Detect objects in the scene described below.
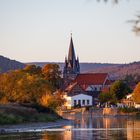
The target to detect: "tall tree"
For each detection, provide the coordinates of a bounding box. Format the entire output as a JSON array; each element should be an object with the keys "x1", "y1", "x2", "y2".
[
  {"x1": 42, "y1": 64, "x2": 62, "y2": 91},
  {"x1": 110, "y1": 80, "x2": 131, "y2": 100}
]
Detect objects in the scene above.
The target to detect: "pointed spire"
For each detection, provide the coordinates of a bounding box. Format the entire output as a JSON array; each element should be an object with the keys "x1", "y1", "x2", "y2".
[{"x1": 68, "y1": 34, "x2": 76, "y2": 62}]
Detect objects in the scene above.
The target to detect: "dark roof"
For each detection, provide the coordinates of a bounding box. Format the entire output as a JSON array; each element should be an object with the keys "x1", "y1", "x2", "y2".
[
  {"x1": 64, "y1": 82, "x2": 91, "y2": 97},
  {"x1": 68, "y1": 37, "x2": 76, "y2": 62},
  {"x1": 75, "y1": 73, "x2": 108, "y2": 85}
]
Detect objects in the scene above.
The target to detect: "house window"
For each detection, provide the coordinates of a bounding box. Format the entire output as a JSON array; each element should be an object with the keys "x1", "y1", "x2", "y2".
[
  {"x1": 95, "y1": 87, "x2": 97, "y2": 91},
  {"x1": 74, "y1": 100, "x2": 77, "y2": 106},
  {"x1": 78, "y1": 100, "x2": 81, "y2": 105},
  {"x1": 82, "y1": 100, "x2": 85, "y2": 105},
  {"x1": 87, "y1": 100, "x2": 90, "y2": 105}
]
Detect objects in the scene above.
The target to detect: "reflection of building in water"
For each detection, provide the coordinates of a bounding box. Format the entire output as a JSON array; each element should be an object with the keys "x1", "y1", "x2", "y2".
[
  {"x1": 62, "y1": 126, "x2": 72, "y2": 140},
  {"x1": 127, "y1": 120, "x2": 140, "y2": 140}
]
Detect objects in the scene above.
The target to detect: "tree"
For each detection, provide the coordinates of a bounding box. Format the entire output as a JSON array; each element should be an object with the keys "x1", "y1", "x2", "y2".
[
  {"x1": 0, "y1": 65, "x2": 64, "y2": 111},
  {"x1": 99, "y1": 92, "x2": 116, "y2": 105},
  {"x1": 38, "y1": 90, "x2": 65, "y2": 111},
  {"x1": 110, "y1": 80, "x2": 131, "y2": 100},
  {"x1": 42, "y1": 64, "x2": 62, "y2": 91},
  {"x1": 132, "y1": 82, "x2": 140, "y2": 103},
  {"x1": 23, "y1": 65, "x2": 42, "y2": 75}
]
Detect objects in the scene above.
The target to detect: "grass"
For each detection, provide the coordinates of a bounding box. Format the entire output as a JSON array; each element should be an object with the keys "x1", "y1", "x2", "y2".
[{"x1": 0, "y1": 104, "x2": 61, "y2": 125}]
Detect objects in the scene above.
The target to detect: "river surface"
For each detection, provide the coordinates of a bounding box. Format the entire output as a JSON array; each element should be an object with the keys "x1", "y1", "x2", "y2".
[{"x1": 1, "y1": 112, "x2": 140, "y2": 140}]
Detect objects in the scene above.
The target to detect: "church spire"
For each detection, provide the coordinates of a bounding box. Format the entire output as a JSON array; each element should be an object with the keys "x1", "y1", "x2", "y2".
[
  {"x1": 68, "y1": 34, "x2": 76, "y2": 62},
  {"x1": 63, "y1": 34, "x2": 80, "y2": 80}
]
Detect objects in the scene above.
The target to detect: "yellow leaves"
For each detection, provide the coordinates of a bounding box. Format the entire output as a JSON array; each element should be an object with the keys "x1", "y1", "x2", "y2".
[
  {"x1": 39, "y1": 94, "x2": 52, "y2": 107},
  {"x1": 132, "y1": 82, "x2": 140, "y2": 103},
  {"x1": 38, "y1": 91, "x2": 65, "y2": 111}
]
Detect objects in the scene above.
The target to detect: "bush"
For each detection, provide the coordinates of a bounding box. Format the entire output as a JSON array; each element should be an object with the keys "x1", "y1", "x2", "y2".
[{"x1": 118, "y1": 107, "x2": 138, "y2": 113}]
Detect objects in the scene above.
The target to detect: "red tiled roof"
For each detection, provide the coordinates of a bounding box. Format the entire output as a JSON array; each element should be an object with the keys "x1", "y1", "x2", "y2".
[{"x1": 75, "y1": 73, "x2": 108, "y2": 85}]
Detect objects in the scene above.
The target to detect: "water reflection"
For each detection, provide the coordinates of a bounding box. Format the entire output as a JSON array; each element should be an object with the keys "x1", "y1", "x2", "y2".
[{"x1": 0, "y1": 112, "x2": 140, "y2": 140}]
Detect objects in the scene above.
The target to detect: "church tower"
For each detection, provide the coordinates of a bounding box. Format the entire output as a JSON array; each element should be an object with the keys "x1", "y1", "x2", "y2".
[{"x1": 63, "y1": 35, "x2": 80, "y2": 81}]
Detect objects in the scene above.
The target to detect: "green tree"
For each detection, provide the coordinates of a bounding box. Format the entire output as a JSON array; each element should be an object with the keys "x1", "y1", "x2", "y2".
[
  {"x1": 132, "y1": 82, "x2": 140, "y2": 103},
  {"x1": 99, "y1": 92, "x2": 116, "y2": 105},
  {"x1": 110, "y1": 80, "x2": 131, "y2": 100}
]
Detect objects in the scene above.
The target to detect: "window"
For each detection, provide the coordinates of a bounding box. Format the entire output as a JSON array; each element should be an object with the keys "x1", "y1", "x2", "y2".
[
  {"x1": 82, "y1": 100, "x2": 85, "y2": 105},
  {"x1": 74, "y1": 100, "x2": 77, "y2": 106},
  {"x1": 78, "y1": 100, "x2": 81, "y2": 105},
  {"x1": 95, "y1": 87, "x2": 97, "y2": 91},
  {"x1": 87, "y1": 100, "x2": 90, "y2": 105}
]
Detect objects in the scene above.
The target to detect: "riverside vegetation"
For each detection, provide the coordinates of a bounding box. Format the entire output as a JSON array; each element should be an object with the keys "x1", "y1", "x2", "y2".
[{"x1": 0, "y1": 64, "x2": 64, "y2": 124}]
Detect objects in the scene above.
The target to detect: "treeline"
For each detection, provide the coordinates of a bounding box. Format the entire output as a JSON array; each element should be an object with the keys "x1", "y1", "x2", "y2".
[
  {"x1": 0, "y1": 64, "x2": 64, "y2": 111},
  {"x1": 0, "y1": 55, "x2": 25, "y2": 73},
  {"x1": 99, "y1": 80, "x2": 140, "y2": 105}
]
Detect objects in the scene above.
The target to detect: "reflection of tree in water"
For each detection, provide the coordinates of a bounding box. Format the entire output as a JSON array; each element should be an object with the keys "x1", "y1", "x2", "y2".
[{"x1": 41, "y1": 132, "x2": 63, "y2": 140}]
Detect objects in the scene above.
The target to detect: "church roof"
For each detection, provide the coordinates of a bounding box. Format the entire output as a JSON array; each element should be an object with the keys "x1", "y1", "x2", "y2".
[{"x1": 74, "y1": 73, "x2": 108, "y2": 85}]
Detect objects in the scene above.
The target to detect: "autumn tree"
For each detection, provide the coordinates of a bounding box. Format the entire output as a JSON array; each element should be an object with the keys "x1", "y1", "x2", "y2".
[
  {"x1": 23, "y1": 65, "x2": 42, "y2": 75},
  {"x1": 0, "y1": 64, "x2": 64, "y2": 111},
  {"x1": 110, "y1": 80, "x2": 131, "y2": 100},
  {"x1": 38, "y1": 90, "x2": 64, "y2": 111},
  {"x1": 132, "y1": 82, "x2": 140, "y2": 103},
  {"x1": 42, "y1": 64, "x2": 62, "y2": 91}
]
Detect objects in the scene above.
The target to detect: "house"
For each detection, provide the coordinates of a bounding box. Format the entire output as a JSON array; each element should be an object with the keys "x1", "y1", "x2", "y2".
[
  {"x1": 63, "y1": 83, "x2": 92, "y2": 109},
  {"x1": 74, "y1": 73, "x2": 112, "y2": 105},
  {"x1": 74, "y1": 73, "x2": 111, "y2": 92},
  {"x1": 121, "y1": 94, "x2": 140, "y2": 109}
]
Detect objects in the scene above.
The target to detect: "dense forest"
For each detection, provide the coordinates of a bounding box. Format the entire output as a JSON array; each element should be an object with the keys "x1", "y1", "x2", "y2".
[{"x1": 0, "y1": 64, "x2": 64, "y2": 111}]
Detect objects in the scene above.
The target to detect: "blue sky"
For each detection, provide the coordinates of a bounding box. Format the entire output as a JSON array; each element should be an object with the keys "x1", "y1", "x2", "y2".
[{"x1": 0, "y1": 0, "x2": 140, "y2": 63}]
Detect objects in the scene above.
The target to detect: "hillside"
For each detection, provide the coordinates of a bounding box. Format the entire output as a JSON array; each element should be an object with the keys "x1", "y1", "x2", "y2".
[
  {"x1": 89, "y1": 62, "x2": 140, "y2": 79},
  {"x1": 29, "y1": 62, "x2": 120, "y2": 73},
  {"x1": 29, "y1": 61, "x2": 140, "y2": 79},
  {"x1": 0, "y1": 55, "x2": 25, "y2": 73}
]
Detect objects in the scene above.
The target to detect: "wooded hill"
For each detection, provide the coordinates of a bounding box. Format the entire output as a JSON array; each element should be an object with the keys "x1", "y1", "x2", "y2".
[
  {"x1": 0, "y1": 55, "x2": 25, "y2": 73},
  {"x1": 30, "y1": 61, "x2": 140, "y2": 79},
  {"x1": 0, "y1": 55, "x2": 140, "y2": 80}
]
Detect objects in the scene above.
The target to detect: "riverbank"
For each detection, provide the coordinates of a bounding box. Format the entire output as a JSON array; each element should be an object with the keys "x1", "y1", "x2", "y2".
[
  {"x1": 0, "y1": 103, "x2": 62, "y2": 125},
  {"x1": 0, "y1": 119, "x2": 71, "y2": 134}
]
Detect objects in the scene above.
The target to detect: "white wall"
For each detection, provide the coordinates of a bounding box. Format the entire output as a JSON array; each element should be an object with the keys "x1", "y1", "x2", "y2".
[{"x1": 64, "y1": 94, "x2": 92, "y2": 108}]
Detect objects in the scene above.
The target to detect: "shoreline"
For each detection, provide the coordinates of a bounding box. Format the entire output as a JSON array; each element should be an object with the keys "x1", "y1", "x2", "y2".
[{"x1": 0, "y1": 119, "x2": 72, "y2": 134}]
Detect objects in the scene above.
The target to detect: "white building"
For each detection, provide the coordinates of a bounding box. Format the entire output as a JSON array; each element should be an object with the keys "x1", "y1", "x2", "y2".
[
  {"x1": 63, "y1": 83, "x2": 92, "y2": 109},
  {"x1": 64, "y1": 93, "x2": 92, "y2": 109}
]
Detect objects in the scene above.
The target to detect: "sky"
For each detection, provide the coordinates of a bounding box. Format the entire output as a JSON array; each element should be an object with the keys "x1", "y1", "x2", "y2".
[{"x1": 0, "y1": 0, "x2": 140, "y2": 63}]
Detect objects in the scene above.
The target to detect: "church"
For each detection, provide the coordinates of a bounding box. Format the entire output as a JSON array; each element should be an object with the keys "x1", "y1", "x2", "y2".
[
  {"x1": 63, "y1": 35, "x2": 112, "y2": 109},
  {"x1": 63, "y1": 35, "x2": 80, "y2": 81}
]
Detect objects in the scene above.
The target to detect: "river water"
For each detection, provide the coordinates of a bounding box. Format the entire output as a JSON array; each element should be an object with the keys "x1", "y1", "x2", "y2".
[{"x1": 1, "y1": 112, "x2": 140, "y2": 140}]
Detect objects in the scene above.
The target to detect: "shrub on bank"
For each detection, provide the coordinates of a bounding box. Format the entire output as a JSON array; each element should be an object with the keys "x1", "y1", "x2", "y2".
[{"x1": 118, "y1": 107, "x2": 139, "y2": 113}]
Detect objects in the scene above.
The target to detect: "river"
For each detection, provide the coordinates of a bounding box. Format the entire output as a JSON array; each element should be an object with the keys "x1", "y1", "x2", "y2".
[{"x1": 0, "y1": 112, "x2": 140, "y2": 140}]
